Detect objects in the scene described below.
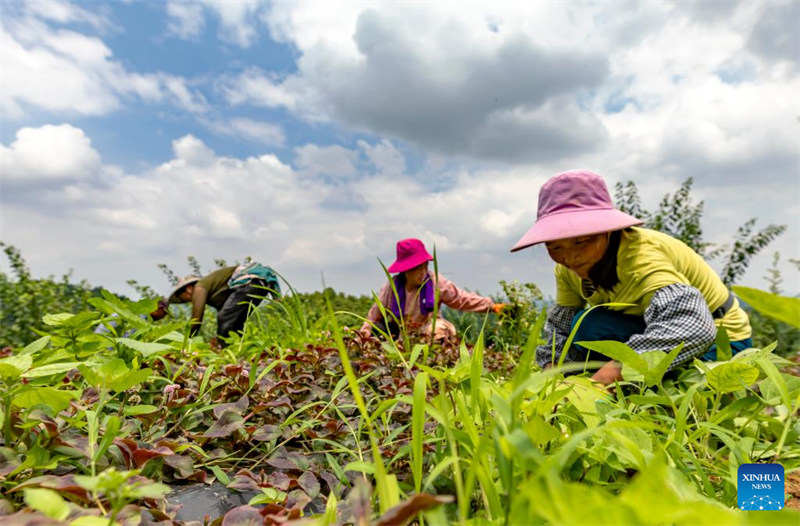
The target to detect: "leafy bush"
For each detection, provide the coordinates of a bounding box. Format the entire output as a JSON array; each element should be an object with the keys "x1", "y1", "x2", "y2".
[
  {"x1": 0, "y1": 242, "x2": 98, "y2": 348},
  {"x1": 615, "y1": 178, "x2": 786, "y2": 285}
]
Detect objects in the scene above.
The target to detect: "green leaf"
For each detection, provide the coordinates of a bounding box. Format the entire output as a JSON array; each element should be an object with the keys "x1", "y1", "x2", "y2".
[
  {"x1": 714, "y1": 326, "x2": 732, "y2": 361},
  {"x1": 116, "y1": 338, "x2": 173, "y2": 357},
  {"x1": 755, "y1": 357, "x2": 794, "y2": 409},
  {"x1": 643, "y1": 343, "x2": 684, "y2": 387},
  {"x1": 524, "y1": 415, "x2": 561, "y2": 446},
  {"x1": 123, "y1": 405, "x2": 159, "y2": 416},
  {"x1": 577, "y1": 341, "x2": 649, "y2": 374},
  {"x1": 706, "y1": 362, "x2": 759, "y2": 393},
  {"x1": 94, "y1": 415, "x2": 121, "y2": 464},
  {"x1": 248, "y1": 487, "x2": 287, "y2": 506},
  {"x1": 344, "y1": 461, "x2": 376, "y2": 474},
  {"x1": 733, "y1": 286, "x2": 800, "y2": 328},
  {"x1": 127, "y1": 481, "x2": 171, "y2": 499},
  {"x1": 24, "y1": 362, "x2": 81, "y2": 378},
  {"x1": 42, "y1": 313, "x2": 75, "y2": 326},
  {"x1": 108, "y1": 368, "x2": 152, "y2": 393},
  {"x1": 209, "y1": 465, "x2": 230, "y2": 485},
  {"x1": 12, "y1": 387, "x2": 78, "y2": 413},
  {"x1": 759, "y1": 374, "x2": 800, "y2": 407},
  {"x1": 23, "y1": 488, "x2": 70, "y2": 520},
  {"x1": 0, "y1": 354, "x2": 32, "y2": 381},
  {"x1": 70, "y1": 517, "x2": 114, "y2": 526},
  {"x1": 20, "y1": 336, "x2": 51, "y2": 356}
]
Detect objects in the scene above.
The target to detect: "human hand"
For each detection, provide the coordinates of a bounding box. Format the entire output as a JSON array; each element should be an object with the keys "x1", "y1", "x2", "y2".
[{"x1": 591, "y1": 361, "x2": 623, "y2": 386}]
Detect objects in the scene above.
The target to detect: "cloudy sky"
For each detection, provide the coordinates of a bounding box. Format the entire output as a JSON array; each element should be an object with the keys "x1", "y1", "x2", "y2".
[{"x1": 1, "y1": 0, "x2": 798, "y2": 301}]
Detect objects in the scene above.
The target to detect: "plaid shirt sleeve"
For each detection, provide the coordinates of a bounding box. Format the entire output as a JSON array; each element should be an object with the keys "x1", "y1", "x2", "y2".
[
  {"x1": 535, "y1": 304, "x2": 583, "y2": 368},
  {"x1": 627, "y1": 283, "x2": 716, "y2": 370}
]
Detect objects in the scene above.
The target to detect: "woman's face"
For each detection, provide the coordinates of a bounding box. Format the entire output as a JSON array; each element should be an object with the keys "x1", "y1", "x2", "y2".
[
  {"x1": 545, "y1": 233, "x2": 610, "y2": 279},
  {"x1": 403, "y1": 262, "x2": 430, "y2": 289}
]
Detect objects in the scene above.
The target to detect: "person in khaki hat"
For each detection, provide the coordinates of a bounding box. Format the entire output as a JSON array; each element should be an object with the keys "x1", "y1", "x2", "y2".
[
  {"x1": 169, "y1": 262, "x2": 280, "y2": 348},
  {"x1": 359, "y1": 238, "x2": 505, "y2": 343},
  {"x1": 511, "y1": 170, "x2": 752, "y2": 385}
]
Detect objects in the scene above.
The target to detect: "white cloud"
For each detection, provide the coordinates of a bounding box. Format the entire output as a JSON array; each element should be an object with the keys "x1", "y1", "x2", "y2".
[
  {"x1": 1, "y1": 124, "x2": 102, "y2": 184},
  {"x1": 165, "y1": 0, "x2": 268, "y2": 47},
  {"x1": 224, "y1": 117, "x2": 286, "y2": 146},
  {"x1": 166, "y1": 1, "x2": 205, "y2": 39},
  {"x1": 2, "y1": 126, "x2": 797, "y2": 299},
  {"x1": 1, "y1": 15, "x2": 208, "y2": 119},
  {"x1": 226, "y1": 3, "x2": 612, "y2": 163},
  {"x1": 2, "y1": 2, "x2": 798, "y2": 300},
  {"x1": 23, "y1": 0, "x2": 111, "y2": 31},
  {"x1": 294, "y1": 144, "x2": 358, "y2": 178},
  {"x1": 358, "y1": 140, "x2": 405, "y2": 176},
  {"x1": 171, "y1": 135, "x2": 216, "y2": 167}
]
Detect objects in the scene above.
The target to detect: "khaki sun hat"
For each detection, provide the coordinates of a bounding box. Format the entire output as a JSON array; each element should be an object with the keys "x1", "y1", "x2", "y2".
[{"x1": 168, "y1": 275, "x2": 200, "y2": 304}]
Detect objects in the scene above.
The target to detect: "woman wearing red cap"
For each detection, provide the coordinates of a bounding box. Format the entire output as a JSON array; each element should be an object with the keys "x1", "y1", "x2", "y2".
[
  {"x1": 360, "y1": 238, "x2": 504, "y2": 343},
  {"x1": 511, "y1": 170, "x2": 752, "y2": 385}
]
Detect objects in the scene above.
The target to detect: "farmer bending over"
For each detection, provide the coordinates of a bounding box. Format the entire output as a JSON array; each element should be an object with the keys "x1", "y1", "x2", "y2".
[
  {"x1": 510, "y1": 170, "x2": 752, "y2": 385},
  {"x1": 169, "y1": 261, "x2": 281, "y2": 348},
  {"x1": 359, "y1": 238, "x2": 505, "y2": 343}
]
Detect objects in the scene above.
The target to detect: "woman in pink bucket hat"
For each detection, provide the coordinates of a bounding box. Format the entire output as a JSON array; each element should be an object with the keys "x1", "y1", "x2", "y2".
[
  {"x1": 512, "y1": 170, "x2": 752, "y2": 385},
  {"x1": 359, "y1": 238, "x2": 505, "y2": 343}
]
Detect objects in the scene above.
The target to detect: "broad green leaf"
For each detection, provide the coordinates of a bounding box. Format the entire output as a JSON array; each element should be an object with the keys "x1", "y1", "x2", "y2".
[
  {"x1": 755, "y1": 356, "x2": 793, "y2": 409},
  {"x1": 706, "y1": 362, "x2": 759, "y2": 393},
  {"x1": 644, "y1": 343, "x2": 685, "y2": 387},
  {"x1": 733, "y1": 286, "x2": 800, "y2": 328},
  {"x1": 23, "y1": 488, "x2": 70, "y2": 520},
  {"x1": 42, "y1": 313, "x2": 75, "y2": 326},
  {"x1": 759, "y1": 374, "x2": 800, "y2": 407},
  {"x1": 127, "y1": 481, "x2": 171, "y2": 499},
  {"x1": 12, "y1": 387, "x2": 78, "y2": 413},
  {"x1": 107, "y1": 368, "x2": 152, "y2": 393},
  {"x1": 249, "y1": 487, "x2": 288, "y2": 505},
  {"x1": 524, "y1": 415, "x2": 561, "y2": 446},
  {"x1": 78, "y1": 365, "x2": 103, "y2": 388},
  {"x1": 99, "y1": 358, "x2": 129, "y2": 379},
  {"x1": 123, "y1": 405, "x2": 159, "y2": 416},
  {"x1": 563, "y1": 377, "x2": 609, "y2": 428},
  {"x1": 732, "y1": 285, "x2": 800, "y2": 329},
  {"x1": 20, "y1": 336, "x2": 50, "y2": 356},
  {"x1": 0, "y1": 354, "x2": 32, "y2": 381},
  {"x1": 24, "y1": 362, "x2": 81, "y2": 378},
  {"x1": 116, "y1": 338, "x2": 173, "y2": 357},
  {"x1": 577, "y1": 341, "x2": 649, "y2": 374}
]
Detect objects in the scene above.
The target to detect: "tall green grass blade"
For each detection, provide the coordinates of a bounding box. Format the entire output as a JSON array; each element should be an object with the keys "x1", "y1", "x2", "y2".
[
  {"x1": 412, "y1": 371, "x2": 428, "y2": 494},
  {"x1": 470, "y1": 330, "x2": 485, "y2": 412},
  {"x1": 325, "y1": 295, "x2": 397, "y2": 513}
]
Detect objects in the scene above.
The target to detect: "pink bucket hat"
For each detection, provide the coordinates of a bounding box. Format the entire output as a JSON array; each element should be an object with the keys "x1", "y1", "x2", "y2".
[
  {"x1": 388, "y1": 238, "x2": 434, "y2": 273},
  {"x1": 511, "y1": 170, "x2": 643, "y2": 252}
]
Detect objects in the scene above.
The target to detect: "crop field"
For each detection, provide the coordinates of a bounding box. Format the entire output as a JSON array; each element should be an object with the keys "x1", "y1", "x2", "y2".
[{"x1": 1, "y1": 278, "x2": 799, "y2": 526}]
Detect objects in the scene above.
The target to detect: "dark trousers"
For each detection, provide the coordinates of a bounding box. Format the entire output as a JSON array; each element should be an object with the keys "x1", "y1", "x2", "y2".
[
  {"x1": 217, "y1": 280, "x2": 268, "y2": 338},
  {"x1": 569, "y1": 307, "x2": 752, "y2": 362}
]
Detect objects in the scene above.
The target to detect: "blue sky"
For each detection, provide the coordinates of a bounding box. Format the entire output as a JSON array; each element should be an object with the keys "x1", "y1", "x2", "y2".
[{"x1": 1, "y1": 0, "x2": 798, "y2": 300}]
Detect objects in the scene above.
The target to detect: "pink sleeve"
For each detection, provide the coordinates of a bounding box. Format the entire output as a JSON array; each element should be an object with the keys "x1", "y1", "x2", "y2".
[
  {"x1": 360, "y1": 281, "x2": 393, "y2": 332},
  {"x1": 436, "y1": 275, "x2": 494, "y2": 313}
]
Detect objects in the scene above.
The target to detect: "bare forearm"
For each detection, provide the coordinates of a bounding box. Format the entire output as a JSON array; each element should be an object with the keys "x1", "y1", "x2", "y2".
[{"x1": 190, "y1": 287, "x2": 208, "y2": 335}]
